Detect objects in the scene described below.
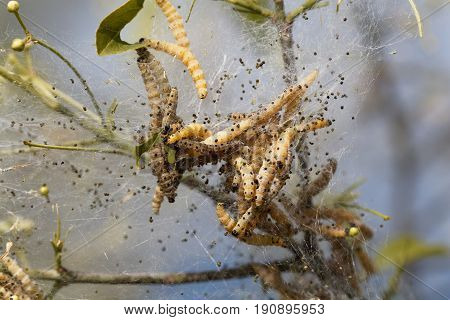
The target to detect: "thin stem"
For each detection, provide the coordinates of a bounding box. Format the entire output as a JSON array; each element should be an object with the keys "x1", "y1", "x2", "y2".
[
  {"x1": 13, "y1": 12, "x2": 30, "y2": 36},
  {"x1": 30, "y1": 258, "x2": 297, "y2": 285},
  {"x1": 0, "y1": 65, "x2": 134, "y2": 156},
  {"x1": 33, "y1": 39, "x2": 104, "y2": 122},
  {"x1": 286, "y1": 0, "x2": 326, "y2": 23},
  {"x1": 273, "y1": 0, "x2": 297, "y2": 84},
  {"x1": 23, "y1": 141, "x2": 127, "y2": 155},
  {"x1": 186, "y1": 0, "x2": 197, "y2": 23},
  {"x1": 344, "y1": 204, "x2": 391, "y2": 221},
  {"x1": 224, "y1": 0, "x2": 275, "y2": 18}
]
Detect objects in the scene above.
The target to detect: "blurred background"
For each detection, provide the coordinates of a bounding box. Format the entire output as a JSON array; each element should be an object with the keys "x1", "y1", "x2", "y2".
[{"x1": 0, "y1": 0, "x2": 449, "y2": 299}]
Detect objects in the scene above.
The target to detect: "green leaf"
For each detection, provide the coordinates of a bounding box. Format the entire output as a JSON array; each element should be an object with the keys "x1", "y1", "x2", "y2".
[
  {"x1": 376, "y1": 235, "x2": 448, "y2": 270},
  {"x1": 134, "y1": 132, "x2": 161, "y2": 166},
  {"x1": 165, "y1": 146, "x2": 176, "y2": 164},
  {"x1": 96, "y1": 0, "x2": 147, "y2": 56}
]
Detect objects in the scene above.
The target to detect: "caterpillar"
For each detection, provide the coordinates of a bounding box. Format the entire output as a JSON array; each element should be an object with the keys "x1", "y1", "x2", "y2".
[
  {"x1": 1, "y1": 245, "x2": 43, "y2": 299},
  {"x1": 295, "y1": 118, "x2": 331, "y2": 134},
  {"x1": 299, "y1": 158, "x2": 337, "y2": 207},
  {"x1": 267, "y1": 204, "x2": 295, "y2": 236},
  {"x1": 355, "y1": 245, "x2": 375, "y2": 275},
  {"x1": 136, "y1": 48, "x2": 171, "y2": 129},
  {"x1": 255, "y1": 140, "x2": 278, "y2": 206},
  {"x1": 167, "y1": 123, "x2": 212, "y2": 144},
  {"x1": 155, "y1": 0, "x2": 190, "y2": 48},
  {"x1": 158, "y1": 167, "x2": 181, "y2": 203},
  {"x1": 152, "y1": 185, "x2": 164, "y2": 214},
  {"x1": 315, "y1": 225, "x2": 359, "y2": 238},
  {"x1": 233, "y1": 157, "x2": 256, "y2": 200},
  {"x1": 231, "y1": 171, "x2": 241, "y2": 193},
  {"x1": 282, "y1": 90, "x2": 302, "y2": 123},
  {"x1": 231, "y1": 206, "x2": 257, "y2": 238},
  {"x1": 175, "y1": 153, "x2": 220, "y2": 172},
  {"x1": 0, "y1": 272, "x2": 31, "y2": 300},
  {"x1": 143, "y1": 39, "x2": 207, "y2": 99},
  {"x1": 216, "y1": 203, "x2": 237, "y2": 232},
  {"x1": 148, "y1": 144, "x2": 165, "y2": 176},
  {"x1": 162, "y1": 87, "x2": 180, "y2": 128},
  {"x1": 315, "y1": 207, "x2": 374, "y2": 239},
  {"x1": 267, "y1": 151, "x2": 293, "y2": 202},
  {"x1": 202, "y1": 71, "x2": 317, "y2": 145},
  {"x1": 243, "y1": 233, "x2": 285, "y2": 247},
  {"x1": 176, "y1": 139, "x2": 242, "y2": 158},
  {"x1": 215, "y1": 204, "x2": 285, "y2": 247},
  {"x1": 274, "y1": 128, "x2": 295, "y2": 169}
]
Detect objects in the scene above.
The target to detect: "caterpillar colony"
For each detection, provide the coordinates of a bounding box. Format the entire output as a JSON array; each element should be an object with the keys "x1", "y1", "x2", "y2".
[{"x1": 101, "y1": 0, "x2": 377, "y2": 278}]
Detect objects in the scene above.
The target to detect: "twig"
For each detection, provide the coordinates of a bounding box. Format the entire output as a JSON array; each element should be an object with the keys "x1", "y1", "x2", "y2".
[
  {"x1": 286, "y1": 0, "x2": 327, "y2": 23},
  {"x1": 29, "y1": 258, "x2": 297, "y2": 285},
  {"x1": 23, "y1": 141, "x2": 128, "y2": 156},
  {"x1": 223, "y1": 0, "x2": 275, "y2": 17},
  {"x1": 33, "y1": 39, "x2": 104, "y2": 122}
]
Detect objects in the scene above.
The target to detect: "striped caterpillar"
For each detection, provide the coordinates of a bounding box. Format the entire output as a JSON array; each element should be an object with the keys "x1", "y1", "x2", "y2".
[
  {"x1": 158, "y1": 167, "x2": 181, "y2": 203},
  {"x1": 1, "y1": 243, "x2": 43, "y2": 299},
  {"x1": 176, "y1": 139, "x2": 242, "y2": 158},
  {"x1": 298, "y1": 158, "x2": 337, "y2": 208},
  {"x1": 143, "y1": 39, "x2": 207, "y2": 99},
  {"x1": 148, "y1": 144, "x2": 165, "y2": 176},
  {"x1": 267, "y1": 150, "x2": 293, "y2": 202},
  {"x1": 202, "y1": 70, "x2": 318, "y2": 145},
  {"x1": 216, "y1": 204, "x2": 285, "y2": 247},
  {"x1": 233, "y1": 157, "x2": 256, "y2": 201},
  {"x1": 136, "y1": 48, "x2": 171, "y2": 129},
  {"x1": 167, "y1": 123, "x2": 212, "y2": 144},
  {"x1": 162, "y1": 87, "x2": 181, "y2": 128},
  {"x1": 255, "y1": 139, "x2": 278, "y2": 206},
  {"x1": 155, "y1": 0, "x2": 190, "y2": 48},
  {"x1": 152, "y1": 185, "x2": 164, "y2": 214}
]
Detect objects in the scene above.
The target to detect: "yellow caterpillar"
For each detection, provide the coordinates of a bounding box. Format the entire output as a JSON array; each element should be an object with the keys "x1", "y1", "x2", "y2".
[
  {"x1": 233, "y1": 157, "x2": 256, "y2": 200},
  {"x1": 295, "y1": 118, "x2": 331, "y2": 134},
  {"x1": 231, "y1": 206, "x2": 257, "y2": 238},
  {"x1": 316, "y1": 225, "x2": 359, "y2": 238},
  {"x1": 216, "y1": 204, "x2": 285, "y2": 247},
  {"x1": 267, "y1": 151, "x2": 292, "y2": 202},
  {"x1": 274, "y1": 128, "x2": 295, "y2": 168},
  {"x1": 136, "y1": 48, "x2": 171, "y2": 129},
  {"x1": 202, "y1": 70, "x2": 318, "y2": 145},
  {"x1": 167, "y1": 123, "x2": 212, "y2": 144},
  {"x1": 255, "y1": 140, "x2": 278, "y2": 206},
  {"x1": 143, "y1": 39, "x2": 207, "y2": 99},
  {"x1": 216, "y1": 203, "x2": 237, "y2": 232},
  {"x1": 155, "y1": 0, "x2": 190, "y2": 48},
  {"x1": 152, "y1": 185, "x2": 164, "y2": 214}
]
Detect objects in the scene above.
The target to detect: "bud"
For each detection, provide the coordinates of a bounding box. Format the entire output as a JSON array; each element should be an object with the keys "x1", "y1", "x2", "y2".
[
  {"x1": 348, "y1": 227, "x2": 359, "y2": 237},
  {"x1": 11, "y1": 38, "x2": 25, "y2": 52},
  {"x1": 39, "y1": 184, "x2": 49, "y2": 197},
  {"x1": 7, "y1": 1, "x2": 20, "y2": 13}
]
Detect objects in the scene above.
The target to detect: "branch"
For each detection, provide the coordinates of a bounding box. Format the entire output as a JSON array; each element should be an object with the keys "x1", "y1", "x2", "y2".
[
  {"x1": 286, "y1": 0, "x2": 328, "y2": 23},
  {"x1": 223, "y1": 0, "x2": 275, "y2": 18},
  {"x1": 30, "y1": 258, "x2": 297, "y2": 285}
]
